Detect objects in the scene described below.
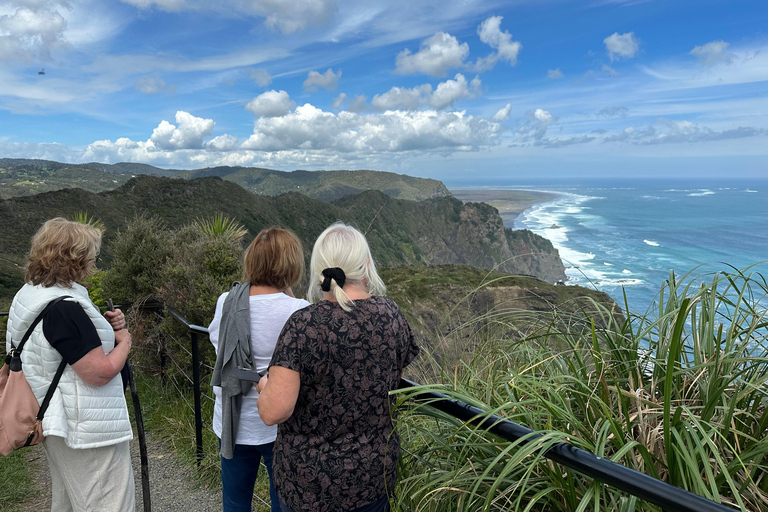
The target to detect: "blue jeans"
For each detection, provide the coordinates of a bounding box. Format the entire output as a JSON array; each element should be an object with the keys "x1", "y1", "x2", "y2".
[{"x1": 220, "y1": 440, "x2": 280, "y2": 512}]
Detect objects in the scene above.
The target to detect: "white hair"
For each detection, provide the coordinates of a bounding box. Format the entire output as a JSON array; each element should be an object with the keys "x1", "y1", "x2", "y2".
[{"x1": 307, "y1": 222, "x2": 386, "y2": 310}]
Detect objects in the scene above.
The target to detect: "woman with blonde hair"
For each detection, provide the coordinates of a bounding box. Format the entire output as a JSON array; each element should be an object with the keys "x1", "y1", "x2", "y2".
[
  {"x1": 5, "y1": 217, "x2": 134, "y2": 511},
  {"x1": 256, "y1": 222, "x2": 419, "y2": 512},
  {"x1": 209, "y1": 227, "x2": 309, "y2": 512}
]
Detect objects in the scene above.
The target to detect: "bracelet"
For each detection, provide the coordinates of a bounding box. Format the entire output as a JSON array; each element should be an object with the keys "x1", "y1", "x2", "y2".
[{"x1": 114, "y1": 327, "x2": 124, "y2": 331}]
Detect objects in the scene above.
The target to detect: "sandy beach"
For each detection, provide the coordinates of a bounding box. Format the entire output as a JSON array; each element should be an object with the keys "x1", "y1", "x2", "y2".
[{"x1": 451, "y1": 189, "x2": 559, "y2": 227}]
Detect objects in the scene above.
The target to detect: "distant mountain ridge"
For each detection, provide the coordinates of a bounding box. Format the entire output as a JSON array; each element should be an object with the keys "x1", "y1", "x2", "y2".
[
  {"x1": 0, "y1": 158, "x2": 450, "y2": 202},
  {"x1": 175, "y1": 166, "x2": 451, "y2": 201},
  {"x1": 0, "y1": 175, "x2": 565, "y2": 297}
]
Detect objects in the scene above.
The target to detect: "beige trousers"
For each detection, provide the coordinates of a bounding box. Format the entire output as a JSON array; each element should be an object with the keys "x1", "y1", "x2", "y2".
[{"x1": 43, "y1": 436, "x2": 135, "y2": 512}]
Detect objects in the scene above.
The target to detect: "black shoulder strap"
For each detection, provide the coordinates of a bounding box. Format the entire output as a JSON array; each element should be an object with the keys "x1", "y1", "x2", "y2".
[
  {"x1": 11, "y1": 295, "x2": 72, "y2": 354},
  {"x1": 13, "y1": 296, "x2": 73, "y2": 447}
]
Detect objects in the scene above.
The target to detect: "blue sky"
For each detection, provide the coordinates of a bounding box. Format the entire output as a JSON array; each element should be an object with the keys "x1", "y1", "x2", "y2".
[{"x1": 1, "y1": 0, "x2": 766, "y2": 181}]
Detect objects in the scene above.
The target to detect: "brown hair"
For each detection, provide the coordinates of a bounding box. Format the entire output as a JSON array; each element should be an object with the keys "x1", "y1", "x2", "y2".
[
  {"x1": 25, "y1": 217, "x2": 104, "y2": 287},
  {"x1": 243, "y1": 228, "x2": 304, "y2": 290}
]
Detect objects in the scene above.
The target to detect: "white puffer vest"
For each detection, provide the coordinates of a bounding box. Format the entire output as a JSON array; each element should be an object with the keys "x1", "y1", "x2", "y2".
[{"x1": 5, "y1": 283, "x2": 133, "y2": 449}]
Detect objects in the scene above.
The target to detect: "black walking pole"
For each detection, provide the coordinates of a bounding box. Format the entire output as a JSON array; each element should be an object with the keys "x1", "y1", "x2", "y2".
[{"x1": 108, "y1": 299, "x2": 152, "y2": 512}]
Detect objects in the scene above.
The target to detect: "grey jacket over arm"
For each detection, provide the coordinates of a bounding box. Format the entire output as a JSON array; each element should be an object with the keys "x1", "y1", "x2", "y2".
[{"x1": 210, "y1": 282, "x2": 254, "y2": 459}]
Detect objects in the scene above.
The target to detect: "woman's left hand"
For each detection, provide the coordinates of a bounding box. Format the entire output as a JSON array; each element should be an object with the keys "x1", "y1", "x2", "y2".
[{"x1": 104, "y1": 308, "x2": 126, "y2": 331}]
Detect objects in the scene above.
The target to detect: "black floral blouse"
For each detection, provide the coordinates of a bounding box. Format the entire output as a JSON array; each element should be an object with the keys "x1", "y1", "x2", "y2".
[{"x1": 270, "y1": 296, "x2": 419, "y2": 512}]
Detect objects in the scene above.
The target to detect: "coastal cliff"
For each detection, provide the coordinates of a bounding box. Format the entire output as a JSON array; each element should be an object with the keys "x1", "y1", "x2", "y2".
[{"x1": 0, "y1": 176, "x2": 565, "y2": 297}]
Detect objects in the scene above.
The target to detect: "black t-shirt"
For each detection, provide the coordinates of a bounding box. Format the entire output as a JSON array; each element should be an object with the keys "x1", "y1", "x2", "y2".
[{"x1": 43, "y1": 300, "x2": 103, "y2": 365}]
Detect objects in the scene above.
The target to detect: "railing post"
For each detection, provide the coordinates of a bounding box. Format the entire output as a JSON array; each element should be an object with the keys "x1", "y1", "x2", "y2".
[{"x1": 190, "y1": 331, "x2": 203, "y2": 466}]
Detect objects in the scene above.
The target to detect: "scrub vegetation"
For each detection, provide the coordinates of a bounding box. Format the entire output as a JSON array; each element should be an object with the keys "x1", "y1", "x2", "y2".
[{"x1": 1, "y1": 215, "x2": 766, "y2": 511}]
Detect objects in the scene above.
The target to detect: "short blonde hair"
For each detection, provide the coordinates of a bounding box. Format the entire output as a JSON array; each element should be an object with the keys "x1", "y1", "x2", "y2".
[
  {"x1": 307, "y1": 222, "x2": 386, "y2": 311},
  {"x1": 243, "y1": 228, "x2": 304, "y2": 290},
  {"x1": 25, "y1": 217, "x2": 103, "y2": 287}
]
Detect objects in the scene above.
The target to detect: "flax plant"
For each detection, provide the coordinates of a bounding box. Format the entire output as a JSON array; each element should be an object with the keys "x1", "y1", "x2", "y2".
[{"x1": 394, "y1": 268, "x2": 768, "y2": 512}]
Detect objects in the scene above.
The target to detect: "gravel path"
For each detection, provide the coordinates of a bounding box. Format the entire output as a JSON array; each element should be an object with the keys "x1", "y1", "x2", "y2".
[{"x1": 16, "y1": 433, "x2": 223, "y2": 512}]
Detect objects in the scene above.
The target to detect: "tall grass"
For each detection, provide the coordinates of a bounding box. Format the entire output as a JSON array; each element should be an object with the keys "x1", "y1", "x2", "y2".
[{"x1": 394, "y1": 269, "x2": 768, "y2": 511}]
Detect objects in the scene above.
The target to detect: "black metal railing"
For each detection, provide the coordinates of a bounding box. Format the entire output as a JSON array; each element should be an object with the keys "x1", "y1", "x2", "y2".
[{"x1": 166, "y1": 309, "x2": 738, "y2": 512}]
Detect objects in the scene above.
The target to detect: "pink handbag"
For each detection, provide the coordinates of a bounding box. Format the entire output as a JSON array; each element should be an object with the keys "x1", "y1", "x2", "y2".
[{"x1": 0, "y1": 297, "x2": 69, "y2": 456}]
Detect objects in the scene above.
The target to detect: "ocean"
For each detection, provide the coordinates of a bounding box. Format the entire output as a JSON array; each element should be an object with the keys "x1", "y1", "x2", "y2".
[{"x1": 456, "y1": 179, "x2": 767, "y2": 314}]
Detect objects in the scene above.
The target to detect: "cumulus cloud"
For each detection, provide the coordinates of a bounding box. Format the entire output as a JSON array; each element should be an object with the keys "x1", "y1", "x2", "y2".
[
  {"x1": 430, "y1": 74, "x2": 481, "y2": 109},
  {"x1": 477, "y1": 16, "x2": 521, "y2": 67},
  {"x1": 395, "y1": 32, "x2": 469, "y2": 76},
  {"x1": 241, "y1": 104, "x2": 504, "y2": 153},
  {"x1": 371, "y1": 85, "x2": 430, "y2": 111},
  {"x1": 303, "y1": 68, "x2": 341, "y2": 91},
  {"x1": 120, "y1": 0, "x2": 337, "y2": 34},
  {"x1": 205, "y1": 134, "x2": 239, "y2": 151},
  {"x1": 245, "y1": 90, "x2": 295, "y2": 117},
  {"x1": 149, "y1": 111, "x2": 215, "y2": 149},
  {"x1": 0, "y1": 2, "x2": 70, "y2": 62},
  {"x1": 547, "y1": 68, "x2": 563, "y2": 79},
  {"x1": 690, "y1": 40, "x2": 732, "y2": 66},
  {"x1": 347, "y1": 95, "x2": 368, "y2": 113},
  {"x1": 134, "y1": 77, "x2": 175, "y2": 94},
  {"x1": 604, "y1": 32, "x2": 639, "y2": 61},
  {"x1": 370, "y1": 74, "x2": 480, "y2": 112},
  {"x1": 250, "y1": 68, "x2": 272, "y2": 87}
]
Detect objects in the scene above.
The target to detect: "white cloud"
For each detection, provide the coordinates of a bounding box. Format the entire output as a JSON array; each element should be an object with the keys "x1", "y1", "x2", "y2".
[
  {"x1": 477, "y1": 16, "x2": 521, "y2": 66},
  {"x1": 205, "y1": 134, "x2": 239, "y2": 151},
  {"x1": 597, "y1": 106, "x2": 628, "y2": 117},
  {"x1": 120, "y1": 0, "x2": 337, "y2": 34},
  {"x1": 604, "y1": 119, "x2": 764, "y2": 145},
  {"x1": 371, "y1": 85, "x2": 429, "y2": 111},
  {"x1": 547, "y1": 68, "x2": 563, "y2": 79},
  {"x1": 331, "y1": 93, "x2": 347, "y2": 110},
  {"x1": 492, "y1": 103, "x2": 511, "y2": 122},
  {"x1": 604, "y1": 32, "x2": 639, "y2": 61},
  {"x1": 134, "y1": 77, "x2": 175, "y2": 94},
  {"x1": 0, "y1": 3, "x2": 70, "y2": 62},
  {"x1": 369, "y1": 74, "x2": 480, "y2": 111},
  {"x1": 395, "y1": 32, "x2": 469, "y2": 76},
  {"x1": 430, "y1": 74, "x2": 481, "y2": 110},
  {"x1": 250, "y1": 68, "x2": 272, "y2": 87},
  {"x1": 347, "y1": 94, "x2": 368, "y2": 113},
  {"x1": 245, "y1": 90, "x2": 295, "y2": 117},
  {"x1": 241, "y1": 104, "x2": 504, "y2": 153},
  {"x1": 690, "y1": 40, "x2": 732, "y2": 66},
  {"x1": 514, "y1": 108, "x2": 558, "y2": 144},
  {"x1": 149, "y1": 111, "x2": 215, "y2": 149},
  {"x1": 303, "y1": 68, "x2": 341, "y2": 92}
]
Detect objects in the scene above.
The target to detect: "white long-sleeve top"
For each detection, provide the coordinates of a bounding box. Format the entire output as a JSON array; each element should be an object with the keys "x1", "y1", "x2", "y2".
[{"x1": 208, "y1": 291, "x2": 309, "y2": 446}]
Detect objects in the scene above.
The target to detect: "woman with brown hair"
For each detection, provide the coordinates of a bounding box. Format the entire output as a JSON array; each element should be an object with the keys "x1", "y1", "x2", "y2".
[
  {"x1": 5, "y1": 217, "x2": 134, "y2": 511},
  {"x1": 209, "y1": 227, "x2": 309, "y2": 512}
]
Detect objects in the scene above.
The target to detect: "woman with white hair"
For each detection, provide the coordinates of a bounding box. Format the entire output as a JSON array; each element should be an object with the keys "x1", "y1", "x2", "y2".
[{"x1": 256, "y1": 222, "x2": 419, "y2": 512}]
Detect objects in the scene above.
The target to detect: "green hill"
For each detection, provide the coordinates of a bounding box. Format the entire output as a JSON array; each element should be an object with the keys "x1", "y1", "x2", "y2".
[
  {"x1": 0, "y1": 159, "x2": 450, "y2": 202},
  {"x1": 0, "y1": 158, "x2": 175, "y2": 199},
  {"x1": 174, "y1": 166, "x2": 451, "y2": 201},
  {"x1": 0, "y1": 175, "x2": 565, "y2": 298}
]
